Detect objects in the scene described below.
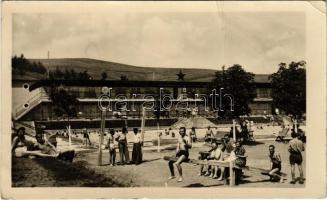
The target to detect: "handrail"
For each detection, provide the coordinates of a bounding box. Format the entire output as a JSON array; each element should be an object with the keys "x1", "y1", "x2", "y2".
[{"x1": 14, "y1": 88, "x2": 50, "y2": 118}]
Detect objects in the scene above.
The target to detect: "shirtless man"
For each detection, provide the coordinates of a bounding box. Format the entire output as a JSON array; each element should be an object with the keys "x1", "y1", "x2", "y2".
[
  {"x1": 268, "y1": 145, "x2": 283, "y2": 183},
  {"x1": 168, "y1": 127, "x2": 192, "y2": 182},
  {"x1": 12, "y1": 128, "x2": 75, "y2": 162}
]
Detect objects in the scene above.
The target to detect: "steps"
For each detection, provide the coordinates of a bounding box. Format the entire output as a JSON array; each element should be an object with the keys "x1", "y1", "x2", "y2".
[{"x1": 13, "y1": 88, "x2": 50, "y2": 120}]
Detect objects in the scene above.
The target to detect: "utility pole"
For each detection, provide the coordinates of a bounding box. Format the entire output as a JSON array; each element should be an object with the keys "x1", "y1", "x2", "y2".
[
  {"x1": 233, "y1": 119, "x2": 236, "y2": 141},
  {"x1": 98, "y1": 110, "x2": 106, "y2": 166},
  {"x1": 47, "y1": 50, "x2": 50, "y2": 79}
]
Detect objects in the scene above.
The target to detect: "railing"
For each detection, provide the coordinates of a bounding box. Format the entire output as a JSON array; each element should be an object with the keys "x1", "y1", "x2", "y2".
[{"x1": 14, "y1": 88, "x2": 50, "y2": 119}]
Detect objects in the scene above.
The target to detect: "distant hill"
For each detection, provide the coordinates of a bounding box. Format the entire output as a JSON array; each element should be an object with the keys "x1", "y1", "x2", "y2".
[{"x1": 12, "y1": 58, "x2": 270, "y2": 83}]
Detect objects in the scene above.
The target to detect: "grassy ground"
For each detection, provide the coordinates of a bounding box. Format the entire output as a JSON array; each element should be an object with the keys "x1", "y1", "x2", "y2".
[{"x1": 12, "y1": 156, "x2": 129, "y2": 187}]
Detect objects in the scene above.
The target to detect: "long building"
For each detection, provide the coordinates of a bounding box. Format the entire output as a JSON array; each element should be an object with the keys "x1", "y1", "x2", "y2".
[{"x1": 12, "y1": 73, "x2": 273, "y2": 123}]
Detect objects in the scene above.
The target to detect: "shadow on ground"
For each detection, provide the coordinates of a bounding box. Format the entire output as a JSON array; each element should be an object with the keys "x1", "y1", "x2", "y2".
[{"x1": 12, "y1": 157, "x2": 131, "y2": 187}]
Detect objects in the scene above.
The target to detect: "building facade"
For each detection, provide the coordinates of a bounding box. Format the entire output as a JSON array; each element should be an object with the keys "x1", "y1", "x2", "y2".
[{"x1": 13, "y1": 75, "x2": 273, "y2": 121}]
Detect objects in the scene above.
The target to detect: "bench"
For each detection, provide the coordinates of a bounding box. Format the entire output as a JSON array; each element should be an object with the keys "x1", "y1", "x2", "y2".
[{"x1": 163, "y1": 156, "x2": 237, "y2": 186}]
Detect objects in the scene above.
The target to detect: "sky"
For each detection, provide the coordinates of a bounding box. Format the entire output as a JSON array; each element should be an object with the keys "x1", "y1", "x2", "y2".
[{"x1": 13, "y1": 5, "x2": 306, "y2": 74}]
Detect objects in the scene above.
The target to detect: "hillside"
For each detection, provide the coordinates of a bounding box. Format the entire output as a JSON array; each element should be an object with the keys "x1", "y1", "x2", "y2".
[
  {"x1": 22, "y1": 58, "x2": 218, "y2": 82},
  {"x1": 12, "y1": 58, "x2": 269, "y2": 83}
]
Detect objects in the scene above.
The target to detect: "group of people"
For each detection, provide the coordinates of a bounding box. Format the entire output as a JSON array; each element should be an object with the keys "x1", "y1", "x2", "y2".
[
  {"x1": 267, "y1": 130, "x2": 305, "y2": 184},
  {"x1": 164, "y1": 127, "x2": 197, "y2": 142},
  {"x1": 199, "y1": 138, "x2": 246, "y2": 183},
  {"x1": 203, "y1": 126, "x2": 218, "y2": 143},
  {"x1": 167, "y1": 125, "x2": 305, "y2": 185},
  {"x1": 12, "y1": 127, "x2": 75, "y2": 162},
  {"x1": 106, "y1": 127, "x2": 143, "y2": 166},
  {"x1": 167, "y1": 126, "x2": 247, "y2": 184}
]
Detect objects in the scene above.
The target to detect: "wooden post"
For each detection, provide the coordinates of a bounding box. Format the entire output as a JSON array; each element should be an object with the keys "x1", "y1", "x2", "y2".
[
  {"x1": 141, "y1": 107, "x2": 146, "y2": 142},
  {"x1": 157, "y1": 121, "x2": 160, "y2": 152},
  {"x1": 123, "y1": 118, "x2": 130, "y2": 162},
  {"x1": 98, "y1": 110, "x2": 106, "y2": 166},
  {"x1": 294, "y1": 119, "x2": 298, "y2": 133},
  {"x1": 68, "y1": 125, "x2": 72, "y2": 149},
  {"x1": 229, "y1": 160, "x2": 235, "y2": 186},
  {"x1": 232, "y1": 119, "x2": 236, "y2": 141}
]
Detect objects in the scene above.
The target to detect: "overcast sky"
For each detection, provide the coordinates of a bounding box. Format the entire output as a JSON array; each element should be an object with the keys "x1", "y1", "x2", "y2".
[{"x1": 13, "y1": 7, "x2": 305, "y2": 74}]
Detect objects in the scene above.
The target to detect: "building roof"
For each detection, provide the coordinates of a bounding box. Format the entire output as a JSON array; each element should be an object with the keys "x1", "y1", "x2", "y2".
[
  {"x1": 29, "y1": 78, "x2": 271, "y2": 91},
  {"x1": 253, "y1": 74, "x2": 271, "y2": 83}
]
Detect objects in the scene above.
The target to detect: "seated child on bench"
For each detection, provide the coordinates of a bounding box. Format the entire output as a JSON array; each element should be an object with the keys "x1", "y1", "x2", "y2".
[{"x1": 200, "y1": 140, "x2": 222, "y2": 179}]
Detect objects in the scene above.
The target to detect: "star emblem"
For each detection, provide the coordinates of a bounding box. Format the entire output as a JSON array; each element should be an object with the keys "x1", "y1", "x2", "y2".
[{"x1": 176, "y1": 70, "x2": 185, "y2": 81}]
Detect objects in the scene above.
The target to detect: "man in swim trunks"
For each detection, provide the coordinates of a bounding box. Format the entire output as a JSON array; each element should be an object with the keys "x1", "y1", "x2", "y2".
[
  {"x1": 268, "y1": 144, "x2": 283, "y2": 182},
  {"x1": 168, "y1": 127, "x2": 192, "y2": 182},
  {"x1": 288, "y1": 132, "x2": 305, "y2": 184}
]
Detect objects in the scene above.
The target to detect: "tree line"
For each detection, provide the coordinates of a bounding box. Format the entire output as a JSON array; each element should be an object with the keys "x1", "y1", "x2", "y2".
[
  {"x1": 209, "y1": 61, "x2": 306, "y2": 120},
  {"x1": 49, "y1": 68, "x2": 92, "y2": 80},
  {"x1": 12, "y1": 54, "x2": 47, "y2": 75}
]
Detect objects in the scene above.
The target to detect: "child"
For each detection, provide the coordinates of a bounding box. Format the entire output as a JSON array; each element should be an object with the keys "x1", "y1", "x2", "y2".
[
  {"x1": 107, "y1": 129, "x2": 116, "y2": 166},
  {"x1": 204, "y1": 140, "x2": 222, "y2": 179}
]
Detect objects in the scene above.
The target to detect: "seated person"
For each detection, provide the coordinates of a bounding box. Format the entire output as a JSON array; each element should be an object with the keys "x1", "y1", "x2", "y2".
[
  {"x1": 168, "y1": 127, "x2": 192, "y2": 182},
  {"x1": 234, "y1": 141, "x2": 246, "y2": 167},
  {"x1": 267, "y1": 144, "x2": 283, "y2": 183},
  {"x1": 217, "y1": 142, "x2": 228, "y2": 181},
  {"x1": 198, "y1": 140, "x2": 216, "y2": 176},
  {"x1": 12, "y1": 127, "x2": 39, "y2": 154},
  {"x1": 12, "y1": 128, "x2": 75, "y2": 162},
  {"x1": 165, "y1": 129, "x2": 170, "y2": 136},
  {"x1": 206, "y1": 140, "x2": 223, "y2": 179},
  {"x1": 221, "y1": 142, "x2": 238, "y2": 184},
  {"x1": 204, "y1": 126, "x2": 213, "y2": 143}
]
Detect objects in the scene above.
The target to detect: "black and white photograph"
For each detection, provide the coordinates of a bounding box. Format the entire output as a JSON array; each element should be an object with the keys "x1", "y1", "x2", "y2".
[{"x1": 2, "y1": 1, "x2": 326, "y2": 199}]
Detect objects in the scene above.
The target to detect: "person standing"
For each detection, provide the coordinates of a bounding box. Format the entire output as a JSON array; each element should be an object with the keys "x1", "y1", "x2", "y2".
[
  {"x1": 131, "y1": 128, "x2": 143, "y2": 165},
  {"x1": 204, "y1": 126, "x2": 213, "y2": 143},
  {"x1": 168, "y1": 127, "x2": 192, "y2": 182},
  {"x1": 190, "y1": 127, "x2": 197, "y2": 143},
  {"x1": 288, "y1": 132, "x2": 305, "y2": 184},
  {"x1": 107, "y1": 129, "x2": 116, "y2": 166},
  {"x1": 83, "y1": 128, "x2": 89, "y2": 146},
  {"x1": 116, "y1": 127, "x2": 128, "y2": 165}
]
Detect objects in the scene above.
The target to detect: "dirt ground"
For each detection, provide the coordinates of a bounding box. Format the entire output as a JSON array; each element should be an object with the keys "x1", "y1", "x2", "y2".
[{"x1": 74, "y1": 140, "x2": 305, "y2": 188}]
